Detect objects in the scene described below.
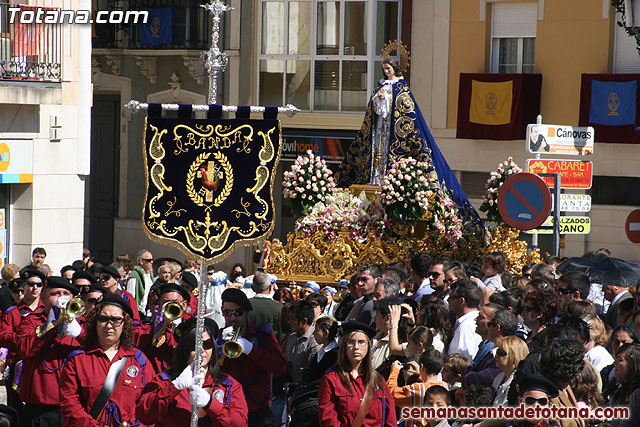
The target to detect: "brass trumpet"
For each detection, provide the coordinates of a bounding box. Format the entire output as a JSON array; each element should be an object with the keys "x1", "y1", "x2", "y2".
[
  {"x1": 152, "y1": 301, "x2": 184, "y2": 347},
  {"x1": 332, "y1": 289, "x2": 348, "y2": 303},
  {"x1": 219, "y1": 326, "x2": 243, "y2": 365},
  {"x1": 36, "y1": 297, "x2": 86, "y2": 338}
]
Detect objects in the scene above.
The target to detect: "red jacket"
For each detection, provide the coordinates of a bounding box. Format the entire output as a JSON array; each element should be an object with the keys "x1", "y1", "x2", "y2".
[
  {"x1": 183, "y1": 295, "x2": 199, "y2": 320},
  {"x1": 0, "y1": 300, "x2": 43, "y2": 360},
  {"x1": 135, "y1": 322, "x2": 178, "y2": 373},
  {"x1": 59, "y1": 345, "x2": 155, "y2": 427},
  {"x1": 136, "y1": 372, "x2": 248, "y2": 427},
  {"x1": 318, "y1": 370, "x2": 397, "y2": 427},
  {"x1": 217, "y1": 324, "x2": 286, "y2": 412},
  {"x1": 15, "y1": 311, "x2": 83, "y2": 405}
]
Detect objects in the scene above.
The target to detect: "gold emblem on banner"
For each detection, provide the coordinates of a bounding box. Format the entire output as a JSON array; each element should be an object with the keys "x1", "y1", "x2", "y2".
[{"x1": 186, "y1": 152, "x2": 233, "y2": 208}]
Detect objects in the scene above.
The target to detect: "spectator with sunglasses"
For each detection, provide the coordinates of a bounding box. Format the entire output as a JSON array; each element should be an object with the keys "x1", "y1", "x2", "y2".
[
  {"x1": 77, "y1": 283, "x2": 105, "y2": 325},
  {"x1": 126, "y1": 249, "x2": 155, "y2": 316},
  {"x1": 99, "y1": 266, "x2": 140, "y2": 323},
  {"x1": 556, "y1": 272, "x2": 590, "y2": 316},
  {"x1": 59, "y1": 294, "x2": 155, "y2": 427},
  {"x1": 217, "y1": 288, "x2": 286, "y2": 427},
  {"x1": 137, "y1": 317, "x2": 248, "y2": 427},
  {"x1": 427, "y1": 258, "x2": 451, "y2": 301}
]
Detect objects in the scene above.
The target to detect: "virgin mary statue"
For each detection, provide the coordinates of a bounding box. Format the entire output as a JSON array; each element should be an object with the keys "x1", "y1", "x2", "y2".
[{"x1": 335, "y1": 57, "x2": 483, "y2": 228}]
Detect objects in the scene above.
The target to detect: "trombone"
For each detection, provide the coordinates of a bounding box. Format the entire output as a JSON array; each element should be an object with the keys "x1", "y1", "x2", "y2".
[
  {"x1": 36, "y1": 297, "x2": 85, "y2": 338},
  {"x1": 152, "y1": 301, "x2": 184, "y2": 347}
]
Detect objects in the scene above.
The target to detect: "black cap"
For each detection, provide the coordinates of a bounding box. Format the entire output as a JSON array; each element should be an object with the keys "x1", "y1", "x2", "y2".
[
  {"x1": 181, "y1": 271, "x2": 198, "y2": 288},
  {"x1": 158, "y1": 283, "x2": 191, "y2": 303},
  {"x1": 8, "y1": 277, "x2": 23, "y2": 290},
  {"x1": 516, "y1": 374, "x2": 559, "y2": 398},
  {"x1": 0, "y1": 404, "x2": 18, "y2": 427},
  {"x1": 72, "y1": 270, "x2": 97, "y2": 285},
  {"x1": 82, "y1": 283, "x2": 106, "y2": 296},
  {"x1": 340, "y1": 320, "x2": 377, "y2": 339},
  {"x1": 174, "y1": 317, "x2": 220, "y2": 344},
  {"x1": 96, "y1": 293, "x2": 134, "y2": 318},
  {"x1": 100, "y1": 266, "x2": 121, "y2": 280},
  {"x1": 21, "y1": 268, "x2": 45, "y2": 283},
  {"x1": 60, "y1": 265, "x2": 76, "y2": 275},
  {"x1": 221, "y1": 288, "x2": 253, "y2": 311},
  {"x1": 44, "y1": 276, "x2": 79, "y2": 296}
]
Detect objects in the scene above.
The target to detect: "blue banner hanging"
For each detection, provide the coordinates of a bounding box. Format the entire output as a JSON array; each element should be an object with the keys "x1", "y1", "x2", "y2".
[
  {"x1": 140, "y1": 7, "x2": 172, "y2": 46},
  {"x1": 589, "y1": 79, "x2": 637, "y2": 126}
]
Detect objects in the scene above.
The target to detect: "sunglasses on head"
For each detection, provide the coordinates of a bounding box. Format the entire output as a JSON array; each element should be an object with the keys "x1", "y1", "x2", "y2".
[
  {"x1": 222, "y1": 308, "x2": 244, "y2": 318},
  {"x1": 524, "y1": 396, "x2": 548, "y2": 406}
]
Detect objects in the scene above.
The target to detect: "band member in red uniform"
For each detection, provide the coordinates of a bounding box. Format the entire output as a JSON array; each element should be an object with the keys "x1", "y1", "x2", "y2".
[
  {"x1": 137, "y1": 317, "x2": 248, "y2": 426},
  {"x1": 136, "y1": 283, "x2": 191, "y2": 372},
  {"x1": 99, "y1": 266, "x2": 141, "y2": 323},
  {"x1": 59, "y1": 293, "x2": 155, "y2": 427},
  {"x1": 180, "y1": 271, "x2": 199, "y2": 320},
  {"x1": 15, "y1": 275, "x2": 84, "y2": 427},
  {"x1": 76, "y1": 283, "x2": 106, "y2": 325},
  {"x1": 0, "y1": 272, "x2": 45, "y2": 424},
  {"x1": 71, "y1": 270, "x2": 98, "y2": 295},
  {"x1": 318, "y1": 321, "x2": 397, "y2": 427},
  {"x1": 216, "y1": 288, "x2": 286, "y2": 427}
]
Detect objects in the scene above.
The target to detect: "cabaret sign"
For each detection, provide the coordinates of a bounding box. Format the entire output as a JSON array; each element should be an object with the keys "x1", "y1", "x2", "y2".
[{"x1": 526, "y1": 159, "x2": 593, "y2": 189}]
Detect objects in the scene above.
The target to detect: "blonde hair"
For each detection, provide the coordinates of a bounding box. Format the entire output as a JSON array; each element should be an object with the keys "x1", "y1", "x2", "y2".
[
  {"x1": 510, "y1": 275, "x2": 530, "y2": 290},
  {"x1": 583, "y1": 314, "x2": 609, "y2": 347},
  {"x1": 496, "y1": 336, "x2": 529, "y2": 375},
  {"x1": 1, "y1": 264, "x2": 20, "y2": 283}
]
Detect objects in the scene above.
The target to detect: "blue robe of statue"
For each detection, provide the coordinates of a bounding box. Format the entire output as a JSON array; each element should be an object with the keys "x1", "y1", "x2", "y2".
[{"x1": 335, "y1": 77, "x2": 483, "y2": 228}]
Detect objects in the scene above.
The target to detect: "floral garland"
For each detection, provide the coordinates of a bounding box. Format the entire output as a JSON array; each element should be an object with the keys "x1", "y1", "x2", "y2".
[
  {"x1": 295, "y1": 190, "x2": 390, "y2": 242},
  {"x1": 479, "y1": 157, "x2": 523, "y2": 223},
  {"x1": 283, "y1": 150, "x2": 336, "y2": 216}
]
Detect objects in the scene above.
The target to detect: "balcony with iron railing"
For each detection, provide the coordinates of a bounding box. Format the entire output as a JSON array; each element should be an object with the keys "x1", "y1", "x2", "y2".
[
  {"x1": 0, "y1": 2, "x2": 62, "y2": 82},
  {"x1": 92, "y1": 0, "x2": 210, "y2": 50}
]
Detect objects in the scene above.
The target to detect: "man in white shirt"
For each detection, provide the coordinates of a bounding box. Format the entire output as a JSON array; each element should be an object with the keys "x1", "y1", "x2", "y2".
[
  {"x1": 448, "y1": 279, "x2": 482, "y2": 361},
  {"x1": 126, "y1": 249, "x2": 155, "y2": 315}
]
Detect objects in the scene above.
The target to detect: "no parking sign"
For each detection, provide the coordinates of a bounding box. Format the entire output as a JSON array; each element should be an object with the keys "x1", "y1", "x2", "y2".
[{"x1": 497, "y1": 172, "x2": 552, "y2": 230}]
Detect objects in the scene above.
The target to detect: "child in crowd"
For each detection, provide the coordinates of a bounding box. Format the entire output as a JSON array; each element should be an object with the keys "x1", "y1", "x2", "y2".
[
  {"x1": 424, "y1": 385, "x2": 451, "y2": 427},
  {"x1": 441, "y1": 353, "x2": 471, "y2": 406},
  {"x1": 389, "y1": 349, "x2": 449, "y2": 426},
  {"x1": 470, "y1": 252, "x2": 506, "y2": 292}
]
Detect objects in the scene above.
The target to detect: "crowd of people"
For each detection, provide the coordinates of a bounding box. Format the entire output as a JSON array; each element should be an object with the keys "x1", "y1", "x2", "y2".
[{"x1": 0, "y1": 246, "x2": 638, "y2": 427}]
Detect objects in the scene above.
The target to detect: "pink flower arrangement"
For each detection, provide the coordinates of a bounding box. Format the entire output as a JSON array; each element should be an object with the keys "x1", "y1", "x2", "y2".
[
  {"x1": 379, "y1": 158, "x2": 435, "y2": 221},
  {"x1": 283, "y1": 150, "x2": 336, "y2": 215}
]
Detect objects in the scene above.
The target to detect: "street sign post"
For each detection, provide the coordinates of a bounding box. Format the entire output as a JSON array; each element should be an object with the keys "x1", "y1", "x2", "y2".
[
  {"x1": 526, "y1": 123, "x2": 594, "y2": 155},
  {"x1": 497, "y1": 172, "x2": 552, "y2": 230},
  {"x1": 527, "y1": 159, "x2": 593, "y2": 189},
  {"x1": 625, "y1": 209, "x2": 640, "y2": 243}
]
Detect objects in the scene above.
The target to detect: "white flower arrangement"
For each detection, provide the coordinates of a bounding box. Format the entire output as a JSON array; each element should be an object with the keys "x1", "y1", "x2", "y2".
[
  {"x1": 479, "y1": 156, "x2": 523, "y2": 223},
  {"x1": 379, "y1": 157, "x2": 436, "y2": 221}
]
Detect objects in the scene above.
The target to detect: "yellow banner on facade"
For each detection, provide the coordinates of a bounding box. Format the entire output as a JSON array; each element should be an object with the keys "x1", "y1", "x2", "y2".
[{"x1": 469, "y1": 80, "x2": 513, "y2": 125}]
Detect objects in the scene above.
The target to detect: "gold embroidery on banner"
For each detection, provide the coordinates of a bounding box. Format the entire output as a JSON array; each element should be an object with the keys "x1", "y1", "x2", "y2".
[
  {"x1": 258, "y1": 127, "x2": 276, "y2": 162},
  {"x1": 247, "y1": 166, "x2": 269, "y2": 220},
  {"x1": 186, "y1": 152, "x2": 234, "y2": 210},
  {"x1": 165, "y1": 197, "x2": 186, "y2": 217},
  {"x1": 215, "y1": 124, "x2": 254, "y2": 154},
  {"x1": 231, "y1": 198, "x2": 251, "y2": 218}
]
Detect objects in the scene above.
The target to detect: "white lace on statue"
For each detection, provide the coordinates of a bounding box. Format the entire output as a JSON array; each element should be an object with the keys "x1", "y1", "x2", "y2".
[{"x1": 370, "y1": 72, "x2": 401, "y2": 185}]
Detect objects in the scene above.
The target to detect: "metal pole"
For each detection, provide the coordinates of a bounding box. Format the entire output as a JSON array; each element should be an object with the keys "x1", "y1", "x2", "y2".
[
  {"x1": 190, "y1": 260, "x2": 209, "y2": 427},
  {"x1": 553, "y1": 173, "x2": 561, "y2": 257},
  {"x1": 201, "y1": 0, "x2": 232, "y2": 104},
  {"x1": 531, "y1": 114, "x2": 542, "y2": 249}
]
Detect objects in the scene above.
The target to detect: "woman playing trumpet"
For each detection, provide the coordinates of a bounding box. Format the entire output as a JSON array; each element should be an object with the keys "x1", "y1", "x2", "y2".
[
  {"x1": 59, "y1": 293, "x2": 155, "y2": 427},
  {"x1": 136, "y1": 317, "x2": 248, "y2": 426}
]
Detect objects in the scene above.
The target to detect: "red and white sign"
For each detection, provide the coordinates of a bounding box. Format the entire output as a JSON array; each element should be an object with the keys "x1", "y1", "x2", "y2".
[
  {"x1": 625, "y1": 209, "x2": 640, "y2": 243},
  {"x1": 526, "y1": 159, "x2": 593, "y2": 189}
]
